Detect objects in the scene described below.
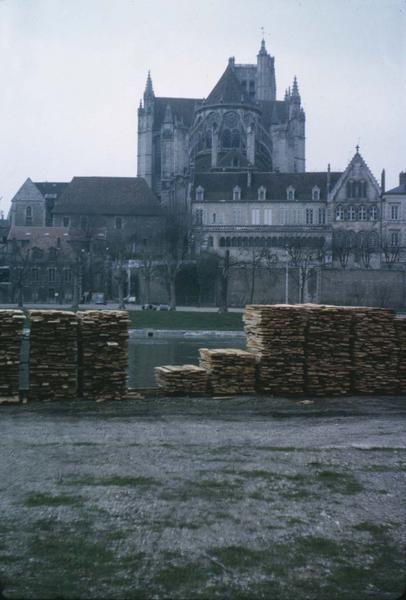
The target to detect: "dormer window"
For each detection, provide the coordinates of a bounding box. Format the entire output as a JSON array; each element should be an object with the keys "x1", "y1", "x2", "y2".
[
  {"x1": 195, "y1": 186, "x2": 204, "y2": 202},
  {"x1": 115, "y1": 216, "x2": 123, "y2": 230},
  {"x1": 312, "y1": 186, "x2": 320, "y2": 201},
  {"x1": 287, "y1": 186, "x2": 295, "y2": 201},
  {"x1": 233, "y1": 186, "x2": 241, "y2": 201},
  {"x1": 258, "y1": 186, "x2": 266, "y2": 201}
]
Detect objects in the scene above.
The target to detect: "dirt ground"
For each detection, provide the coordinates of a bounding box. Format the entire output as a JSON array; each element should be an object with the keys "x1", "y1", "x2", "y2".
[{"x1": 0, "y1": 395, "x2": 405, "y2": 599}]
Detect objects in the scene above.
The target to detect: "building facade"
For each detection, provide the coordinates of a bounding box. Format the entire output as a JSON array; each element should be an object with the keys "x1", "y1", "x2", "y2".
[{"x1": 137, "y1": 41, "x2": 305, "y2": 208}]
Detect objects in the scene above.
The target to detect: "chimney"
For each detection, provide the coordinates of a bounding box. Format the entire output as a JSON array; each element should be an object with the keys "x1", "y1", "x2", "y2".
[{"x1": 400, "y1": 171, "x2": 406, "y2": 187}]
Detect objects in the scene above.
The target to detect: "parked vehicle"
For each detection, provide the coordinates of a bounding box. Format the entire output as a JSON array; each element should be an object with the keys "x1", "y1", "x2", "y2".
[
  {"x1": 142, "y1": 303, "x2": 158, "y2": 310},
  {"x1": 92, "y1": 292, "x2": 106, "y2": 305},
  {"x1": 158, "y1": 304, "x2": 170, "y2": 311},
  {"x1": 124, "y1": 296, "x2": 137, "y2": 304}
]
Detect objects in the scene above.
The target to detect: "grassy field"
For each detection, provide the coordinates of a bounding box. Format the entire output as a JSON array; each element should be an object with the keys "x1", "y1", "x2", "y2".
[{"x1": 128, "y1": 310, "x2": 244, "y2": 330}]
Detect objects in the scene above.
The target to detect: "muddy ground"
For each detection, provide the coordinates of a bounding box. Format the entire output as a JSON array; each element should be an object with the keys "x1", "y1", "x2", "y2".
[{"x1": 0, "y1": 395, "x2": 405, "y2": 599}]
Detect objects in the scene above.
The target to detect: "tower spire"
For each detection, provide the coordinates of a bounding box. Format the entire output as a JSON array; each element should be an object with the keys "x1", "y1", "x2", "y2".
[
  {"x1": 144, "y1": 70, "x2": 154, "y2": 97},
  {"x1": 292, "y1": 76, "x2": 299, "y2": 96}
]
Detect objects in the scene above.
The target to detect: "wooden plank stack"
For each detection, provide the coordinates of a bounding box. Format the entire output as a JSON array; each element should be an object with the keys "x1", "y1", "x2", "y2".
[
  {"x1": 243, "y1": 305, "x2": 307, "y2": 394},
  {"x1": 350, "y1": 307, "x2": 398, "y2": 394},
  {"x1": 304, "y1": 304, "x2": 353, "y2": 396},
  {"x1": 29, "y1": 310, "x2": 78, "y2": 401},
  {"x1": 0, "y1": 309, "x2": 25, "y2": 399},
  {"x1": 395, "y1": 317, "x2": 406, "y2": 393},
  {"x1": 155, "y1": 364, "x2": 208, "y2": 395},
  {"x1": 199, "y1": 348, "x2": 256, "y2": 395},
  {"x1": 77, "y1": 310, "x2": 129, "y2": 400}
]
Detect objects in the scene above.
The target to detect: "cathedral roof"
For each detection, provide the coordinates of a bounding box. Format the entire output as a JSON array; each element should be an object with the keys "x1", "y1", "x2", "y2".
[
  {"x1": 192, "y1": 171, "x2": 342, "y2": 202},
  {"x1": 54, "y1": 177, "x2": 162, "y2": 216},
  {"x1": 259, "y1": 100, "x2": 289, "y2": 128},
  {"x1": 205, "y1": 61, "x2": 252, "y2": 106},
  {"x1": 153, "y1": 97, "x2": 201, "y2": 131}
]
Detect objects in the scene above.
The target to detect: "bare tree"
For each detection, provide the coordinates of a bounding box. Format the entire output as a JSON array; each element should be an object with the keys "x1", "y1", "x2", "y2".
[
  {"x1": 8, "y1": 238, "x2": 31, "y2": 307},
  {"x1": 286, "y1": 237, "x2": 325, "y2": 303},
  {"x1": 381, "y1": 234, "x2": 401, "y2": 269},
  {"x1": 161, "y1": 211, "x2": 192, "y2": 310},
  {"x1": 332, "y1": 230, "x2": 353, "y2": 269}
]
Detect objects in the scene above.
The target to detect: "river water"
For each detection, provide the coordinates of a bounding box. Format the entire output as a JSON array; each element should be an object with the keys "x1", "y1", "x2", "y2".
[{"x1": 128, "y1": 333, "x2": 246, "y2": 388}]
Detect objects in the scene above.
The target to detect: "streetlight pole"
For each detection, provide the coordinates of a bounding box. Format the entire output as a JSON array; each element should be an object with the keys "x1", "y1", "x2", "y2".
[{"x1": 285, "y1": 248, "x2": 289, "y2": 304}]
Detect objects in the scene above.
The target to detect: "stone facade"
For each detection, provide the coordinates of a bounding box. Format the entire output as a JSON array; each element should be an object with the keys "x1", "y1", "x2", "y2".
[{"x1": 137, "y1": 41, "x2": 305, "y2": 208}]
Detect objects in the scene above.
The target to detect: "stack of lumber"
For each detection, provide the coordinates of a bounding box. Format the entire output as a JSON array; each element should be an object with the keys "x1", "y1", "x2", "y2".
[
  {"x1": 155, "y1": 364, "x2": 208, "y2": 395},
  {"x1": 244, "y1": 305, "x2": 307, "y2": 394},
  {"x1": 29, "y1": 310, "x2": 78, "y2": 401},
  {"x1": 199, "y1": 348, "x2": 256, "y2": 395},
  {"x1": 304, "y1": 304, "x2": 353, "y2": 396},
  {"x1": 349, "y1": 307, "x2": 398, "y2": 394},
  {"x1": 0, "y1": 309, "x2": 25, "y2": 399},
  {"x1": 77, "y1": 310, "x2": 129, "y2": 400},
  {"x1": 395, "y1": 317, "x2": 406, "y2": 393}
]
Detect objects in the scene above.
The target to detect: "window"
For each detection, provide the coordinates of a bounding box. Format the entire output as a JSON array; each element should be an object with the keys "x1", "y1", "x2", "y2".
[
  {"x1": 232, "y1": 158, "x2": 239, "y2": 168},
  {"x1": 195, "y1": 186, "x2": 204, "y2": 201},
  {"x1": 348, "y1": 206, "x2": 357, "y2": 221},
  {"x1": 207, "y1": 236, "x2": 214, "y2": 248},
  {"x1": 287, "y1": 186, "x2": 295, "y2": 201},
  {"x1": 57, "y1": 237, "x2": 61, "y2": 249},
  {"x1": 251, "y1": 208, "x2": 260, "y2": 225},
  {"x1": 336, "y1": 205, "x2": 345, "y2": 221},
  {"x1": 195, "y1": 209, "x2": 203, "y2": 225},
  {"x1": 63, "y1": 216, "x2": 70, "y2": 228},
  {"x1": 233, "y1": 186, "x2": 241, "y2": 201},
  {"x1": 231, "y1": 130, "x2": 240, "y2": 148},
  {"x1": 306, "y1": 208, "x2": 314, "y2": 225},
  {"x1": 390, "y1": 231, "x2": 400, "y2": 246},
  {"x1": 212, "y1": 213, "x2": 216, "y2": 224},
  {"x1": 115, "y1": 216, "x2": 123, "y2": 230},
  {"x1": 63, "y1": 269, "x2": 72, "y2": 283},
  {"x1": 31, "y1": 268, "x2": 39, "y2": 282},
  {"x1": 258, "y1": 186, "x2": 266, "y2": 201},
  {"x1": 48, "y1": 268, "x2": 56, "y2": 283},
  {"x1": 347, "y1": 179, "x2": 367, "y2": 199},
  {"x1": 264, "y1": 208, "x2": 272, "y2": 225},
  {"x1": 359, "y1": 206, "x2": 367, "y2": 221},
  {"x1": 390, "y1": 205, "x2": 399, "y2": 220},
  {"x1": 222, "y1": 129, "x2": 232, "y2": 148},
  {"x1": 312, "y1": 187, "x2": 320, "y2": 201},
  {"x1": 318, "y1": 208, "x2": 326, "y2": 225},
  {"x1": 370, "y1": 205, "x2": 378, "y2": 221},
  {"x1": 25, "y1": 206, "x2": 32, "y2": 226}
]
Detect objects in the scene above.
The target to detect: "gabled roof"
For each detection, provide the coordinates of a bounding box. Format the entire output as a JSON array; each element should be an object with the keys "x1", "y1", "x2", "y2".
[
  {"x1": 206, "y1": 62, "x2": 252, "y2": 106},
  {"x1": 329, "y1": 150, "x2": 381, "y2": 199},
  {"x1": 34, "y1": 182, "x2": 69, "y2": 197},
  {"x1": 153, "y1": 97, "x2": 201, "y2": 131},
  {"x1": 192, "y1": 171, "x2": 342, "y2": 202},
  {"x1": 53, "y1": 177, "x2": 162, "y2": 216}
]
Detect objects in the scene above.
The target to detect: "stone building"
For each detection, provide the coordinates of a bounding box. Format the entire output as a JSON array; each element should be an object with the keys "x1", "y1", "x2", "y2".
[
  {"x1": 137, "y1": 40, "x2": 305, "y2": 208},
  {"x1": 4, "y1": 176, "x2": 164, "y2": 303},
  {"x1": 382, "y1": 172, "x2": 406, "y2": 265}
]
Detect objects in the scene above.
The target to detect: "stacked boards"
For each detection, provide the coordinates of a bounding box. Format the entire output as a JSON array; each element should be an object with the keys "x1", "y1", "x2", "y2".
[
  {"x1": 155, "y1": 365, "x2": 208, "y2": 395},
  {"x1": 29, "y1": 310, "x2": 78, "y2": 401},
  {"x1": 395, "y1": 317, "x2": 406, "y2": 393},
  {"x1": 351, "y1": 307, "x2": 398, "y2": 394},
  {"x1": 0, "y1": 309, "x2": 25, "y2": 399},
  {"x1": 304, "y1": 304, "x2": 353, "y2": 396},
  {"x1": 77, "y1": 310, "x2": 129, "y2": 400},
  {"x1": 199, "y1": 348, "x2": 256, "y2": 395},
  {"x1": 244, "y1": 305, "x2": 307, "y2": 394}
]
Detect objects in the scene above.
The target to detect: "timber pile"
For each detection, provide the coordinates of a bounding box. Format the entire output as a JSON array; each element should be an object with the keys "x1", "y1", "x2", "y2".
[
  {"x1": 199, "y1": 348, "x2": 256, "y2": 395},
  {"x1": 304, "y1": 304, "x2": 353, "y2": 396},
  {"x1": 29, "y1": 310, "x2": 77, "y2": 401},
  {"x1": 77, "y1": 310, "x2": 129, "y2": 400},
  {"x1": 155, "y1": 364, "x2": 208, "y2": 395},
  {"x1": 350, "y1": 307, "x2": 398, "y2": 394},
  {"x1": 0, "y1": 309, "x2": 25, "y2": 398},
  {"x1": 394, "y1": 317, "x2": 406, "y2": 393},
  {"x1": 243, "y1": 305, "x2": 307, "y2": 394}
]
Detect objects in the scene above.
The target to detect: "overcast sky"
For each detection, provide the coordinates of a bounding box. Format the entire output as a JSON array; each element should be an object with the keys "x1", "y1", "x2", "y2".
[{"x1": 1, "y1": 0, "x2": 405, "y2": 214}]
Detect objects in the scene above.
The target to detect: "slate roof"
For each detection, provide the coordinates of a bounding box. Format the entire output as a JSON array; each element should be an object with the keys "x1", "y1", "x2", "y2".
[
  {"x1": 153, "y1": 97, "x2": 201, "y2": 131},
  {"x1": 206, "y1": 63, "x2": 253, "y2": 106},
  {"x1": 34, "y1": 182, "x2": 69, "y2": 198},
  {"x1": 192, "y1": 171, "x2": 342, "y2": 202},
  {"x1": 53, "y1": 177, "x2": 162, "y2": 216},
  {"x1": 384, "y1": 183, "x2": 406, "y2": 195},
  {"x1": 7, "y1": 226, "x2": 76, "y2": 255}
]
